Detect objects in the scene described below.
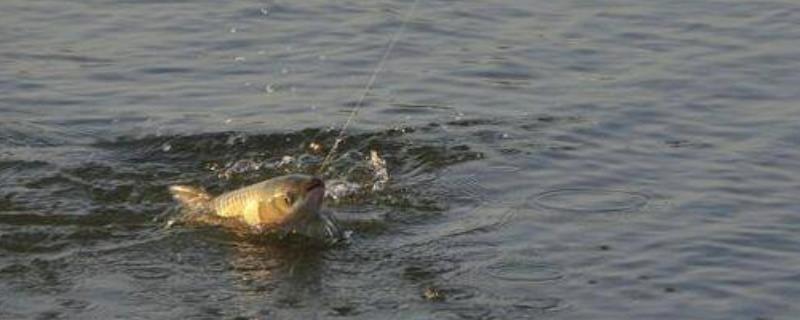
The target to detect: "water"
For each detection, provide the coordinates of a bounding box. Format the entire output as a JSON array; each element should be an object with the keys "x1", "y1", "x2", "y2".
[{"x1": 2, "y1": 0, "x2": 800, "y2": 319}]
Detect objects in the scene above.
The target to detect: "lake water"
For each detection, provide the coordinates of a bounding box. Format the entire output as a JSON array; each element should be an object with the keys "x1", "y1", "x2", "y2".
[{"x1": 2, "y1": 0, "x2": 800, "y2": 319}]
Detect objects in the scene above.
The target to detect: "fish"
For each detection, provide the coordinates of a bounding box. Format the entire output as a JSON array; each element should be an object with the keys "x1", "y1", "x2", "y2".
[{"x1": 168, "y1": 174, "x2": 342, "y2": 241}]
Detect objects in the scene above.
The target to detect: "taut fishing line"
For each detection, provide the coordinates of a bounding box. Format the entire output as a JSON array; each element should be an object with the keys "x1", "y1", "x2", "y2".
[{"x1": 317, "y1": 0, "x2": 421, "y2": 174}]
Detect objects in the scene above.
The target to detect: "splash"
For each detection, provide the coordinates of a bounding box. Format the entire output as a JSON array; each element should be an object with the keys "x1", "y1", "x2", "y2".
[
  {"x1": 370, "y1": 150, "x2": 389, "y2": 192},
  {"x1": 165, "y1": 144, "x2": 391, "y2": 244}
]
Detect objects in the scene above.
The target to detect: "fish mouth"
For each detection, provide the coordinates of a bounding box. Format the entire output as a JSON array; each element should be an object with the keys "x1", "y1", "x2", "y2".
[{"x1": 306, "y1": 177, "x2": 325, "y2": 192}]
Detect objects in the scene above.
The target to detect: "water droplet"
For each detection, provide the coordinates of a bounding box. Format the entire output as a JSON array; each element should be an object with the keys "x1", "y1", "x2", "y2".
[
  {"x1": 230, "y1": 27, "x2": 237, "y2": 33},
  {"x1": 325, "y1": 180, "x2": 362, "y2": 201},
  {"x1": 162, "y1": 144, "x2": 172, "y2": 152},
  {"x1": 265, "y1": 84, "x2": 275, "y2": 93},
  {"x1": 234, "y1": 56, "x2": 246, "y2": 62},
  {"x1": 370, "y1": 150, "x2": 389, "y2": 192},
  {"x1": 225, "y1": 118, "x2": 233, "y2": 124},
  {"x1": 277, "y1": 155, "x2": 295, "y2": 167},
  {"x1": 260, "y1": 8, "x2": 269, "y2": 15}
]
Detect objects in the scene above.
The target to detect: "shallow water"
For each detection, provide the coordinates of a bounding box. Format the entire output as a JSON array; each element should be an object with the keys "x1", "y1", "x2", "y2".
[{"x1": 3, "y1": 0, "x2": 800, "y2": 319}]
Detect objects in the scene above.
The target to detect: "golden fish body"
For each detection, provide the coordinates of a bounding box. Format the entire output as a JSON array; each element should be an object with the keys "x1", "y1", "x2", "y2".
[{"x1": 170, "y1": 174, "x2": 339, "y2": 239}]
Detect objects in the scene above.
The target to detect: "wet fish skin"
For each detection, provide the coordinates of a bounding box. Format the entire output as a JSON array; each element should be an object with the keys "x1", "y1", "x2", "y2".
[{"x1": 169, "y1": 174, "x2": 339, "y2": 238}]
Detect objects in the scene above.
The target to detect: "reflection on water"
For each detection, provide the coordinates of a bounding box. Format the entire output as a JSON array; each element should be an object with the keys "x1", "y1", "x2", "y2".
[
  {"x1": 229, "y1": 242, "x2": 326, "y2": 305},
  {"x1": 3, "y1": 0, "x2": 800, "y2": 319}
]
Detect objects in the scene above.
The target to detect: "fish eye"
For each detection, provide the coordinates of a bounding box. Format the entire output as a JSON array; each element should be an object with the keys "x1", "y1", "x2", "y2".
[{"x1": 283, "y1": 193, "x2": 295, "y2": 205}]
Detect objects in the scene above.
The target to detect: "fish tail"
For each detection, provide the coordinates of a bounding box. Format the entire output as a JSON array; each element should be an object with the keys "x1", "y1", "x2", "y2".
[{"x1": 168, "y1": 185, "x2": 213, "y2": 211}]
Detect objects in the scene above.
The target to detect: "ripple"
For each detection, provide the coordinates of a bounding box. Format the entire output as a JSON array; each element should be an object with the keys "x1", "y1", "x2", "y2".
[
  {"x1": 129, "y1": 266, "x2": 174, "y2": 280},
  {"x1": 431, "y1": 307, "x2": 493, "y2": 320},
  {"x1": 57, "y1": 298, "x2": 93, "y2": 311},
  {"x1": 531, "y1": 188, "x2": 650, "y2": 213},
  {"x1": 402, "y1": 259, "x2": 459, "y2": 282},
  {"x1": 485, "y1": 258, "x2": 564, "y2": 283},
  {"x1": 511, "y1": 297, "x2": 567, "y2": 312},
  {"x1": 483, "y1": 165, "x2": 522, "y2": 174},
  {"x1": 436, "y1": 285, "x2": 482, "y2": 301},
  {"x1": 4, "y1": 0, "x2": 800, "y2": 318}
]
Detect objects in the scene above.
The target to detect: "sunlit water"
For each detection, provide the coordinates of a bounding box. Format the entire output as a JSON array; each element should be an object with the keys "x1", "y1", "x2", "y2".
[{"x1": 2, "y1": 0, "x2": 800, "y2": 319}]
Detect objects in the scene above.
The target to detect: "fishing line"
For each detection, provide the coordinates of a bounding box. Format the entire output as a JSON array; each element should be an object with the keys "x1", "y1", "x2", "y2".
[{"x1": 317, "y1": 0, "x2": 421, "y2": 175}]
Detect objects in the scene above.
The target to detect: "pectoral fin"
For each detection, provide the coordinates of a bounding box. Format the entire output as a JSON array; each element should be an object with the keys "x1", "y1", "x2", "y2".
[
  {"x1": 243, "y1": 200, "x2": 285, "y2": 227},
  {"x1": 243, "y1": 200, "x2": 263, "y2": 226}
]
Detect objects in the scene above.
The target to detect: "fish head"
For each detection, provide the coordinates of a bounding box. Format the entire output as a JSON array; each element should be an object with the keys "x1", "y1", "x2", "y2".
[
  {"x1": 261, "y1": 174, "x2": 343, "y2": 242},
  {"x1": 265, "y1": 174, "x2": 325, "y2": 222}
]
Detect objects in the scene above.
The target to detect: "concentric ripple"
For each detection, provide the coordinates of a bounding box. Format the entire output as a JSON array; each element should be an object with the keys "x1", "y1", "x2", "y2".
[{"x1": 531, "y1": 188, "x2": 650, "y2": 213}]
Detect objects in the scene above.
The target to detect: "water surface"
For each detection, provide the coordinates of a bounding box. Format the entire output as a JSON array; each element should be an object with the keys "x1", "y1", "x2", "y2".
[{"x1": 2, "y1": 0, "x2": 800, "y2": 319}]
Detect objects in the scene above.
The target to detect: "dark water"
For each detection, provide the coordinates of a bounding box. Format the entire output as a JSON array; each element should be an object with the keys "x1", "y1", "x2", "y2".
[{"x1": 3, "y1": 0, "x2": 800, "y2": 319}]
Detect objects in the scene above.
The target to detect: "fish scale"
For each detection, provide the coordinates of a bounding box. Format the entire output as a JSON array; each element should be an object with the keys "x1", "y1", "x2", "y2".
[{"x1": 214, "y1": 183, "x2": 267, "y2": 217}]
